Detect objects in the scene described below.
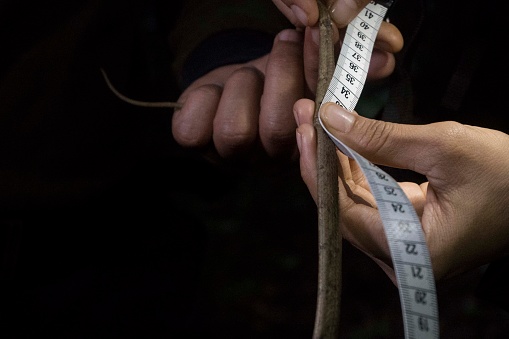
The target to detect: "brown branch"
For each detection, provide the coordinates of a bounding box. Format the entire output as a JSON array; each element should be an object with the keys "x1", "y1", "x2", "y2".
[{"x1": 312, "y1": 2, "x2": 342, "y2": 338}]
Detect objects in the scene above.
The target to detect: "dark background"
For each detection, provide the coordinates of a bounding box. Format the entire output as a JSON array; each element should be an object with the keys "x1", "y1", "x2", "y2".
[{"x1": 1, "y1": 0, "x2": 509, "y2": 338}]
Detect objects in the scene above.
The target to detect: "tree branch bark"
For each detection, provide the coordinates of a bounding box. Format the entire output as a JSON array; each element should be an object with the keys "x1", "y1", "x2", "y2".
[{"x1": 312, "y1": 2, "x2": 342, "y2": 338}]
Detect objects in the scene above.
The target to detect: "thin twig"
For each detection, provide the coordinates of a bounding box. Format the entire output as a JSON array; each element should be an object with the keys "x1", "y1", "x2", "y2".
[
  {"x1": 100, "y1": 68, "x2": 183, "y2": 109},
  {"x1": 312, "y1": 1, "x2": 342, "y2": 338}
]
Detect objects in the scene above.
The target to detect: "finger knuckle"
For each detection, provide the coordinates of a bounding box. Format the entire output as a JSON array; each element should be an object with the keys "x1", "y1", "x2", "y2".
[
  {"x1": 229, "y1": 66, "x2": 264, "y2": 83},
  {"x1": 191, "y1": 83, "x2": 223, "y2": 98},
  {"x1": 434, "y1": 121, "x2": 469, "y2": 156}
]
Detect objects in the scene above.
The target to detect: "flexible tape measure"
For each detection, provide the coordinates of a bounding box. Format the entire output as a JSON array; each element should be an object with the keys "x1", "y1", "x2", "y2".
[{"x1": 318, "y1": 1, "x2": 440, "y2": 338}]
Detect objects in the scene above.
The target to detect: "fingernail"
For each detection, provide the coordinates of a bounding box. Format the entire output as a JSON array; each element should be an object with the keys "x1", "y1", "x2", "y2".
[
  {"x1": 291, "y1": 5, "x2": 308, "y2": 26},
  {"x1": 278, "y1": 29, "x2": 302, "y2": 42},
  {"x1": 321, "y1": 104, "x2": 355, "y2": 133}
]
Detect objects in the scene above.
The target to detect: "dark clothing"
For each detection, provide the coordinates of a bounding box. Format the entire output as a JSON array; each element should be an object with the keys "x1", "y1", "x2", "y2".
[{"x1": 387, "y1": 0, "x2": 507, "y2": 130}]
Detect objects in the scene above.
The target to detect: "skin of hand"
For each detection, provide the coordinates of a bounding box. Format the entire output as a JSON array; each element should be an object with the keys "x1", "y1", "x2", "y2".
[
  {"x1": 172, "y1": 17, "x2": 403, "y2": 164},
  {"x1": 294, "y1": 99, "x2": 509, "y2": 283}
]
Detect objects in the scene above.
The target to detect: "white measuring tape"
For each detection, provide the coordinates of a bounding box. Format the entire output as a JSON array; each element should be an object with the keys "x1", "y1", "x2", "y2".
[{"x1": 318, "y1": 1, "x2": 440, "y2": 338}]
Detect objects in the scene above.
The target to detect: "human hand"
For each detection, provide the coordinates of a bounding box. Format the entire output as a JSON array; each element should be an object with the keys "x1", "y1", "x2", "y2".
[
  {"x1": 294, "y1": 99, "x2": 509, "y2": 283},
  {"x1": 172, "y1": 29, "x2": 307, "y2": 165}
]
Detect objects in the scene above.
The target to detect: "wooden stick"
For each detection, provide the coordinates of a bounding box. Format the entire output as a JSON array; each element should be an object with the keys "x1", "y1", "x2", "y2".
[{"x1": 312, "y1": 2, "x2": 342, "y2": 338}]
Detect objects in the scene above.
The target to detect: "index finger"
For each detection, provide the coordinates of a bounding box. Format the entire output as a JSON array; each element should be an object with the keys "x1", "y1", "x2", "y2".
[{"x1": 260, "y1": 29, "x2": 305, "y2": 158}]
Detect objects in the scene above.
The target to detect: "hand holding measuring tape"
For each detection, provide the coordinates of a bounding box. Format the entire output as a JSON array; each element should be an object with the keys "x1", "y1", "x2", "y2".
[
  {"x1": 310, "y1": 102, "x2": 509, "y2": 285},
  {"x1": 295, "y1": 0, "x2": 509, "y2": 337},
  {"x1": 298, "y1": 1, "x2": 440, "y2": 338},
  {"x1": 296, "y1": 69, "x2": 509, "y2": 337}
]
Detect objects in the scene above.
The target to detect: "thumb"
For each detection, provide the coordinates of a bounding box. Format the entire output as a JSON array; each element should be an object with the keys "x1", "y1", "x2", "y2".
[{"x1": 319, "y1": 102, "x2": 435, "y2": 172}]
